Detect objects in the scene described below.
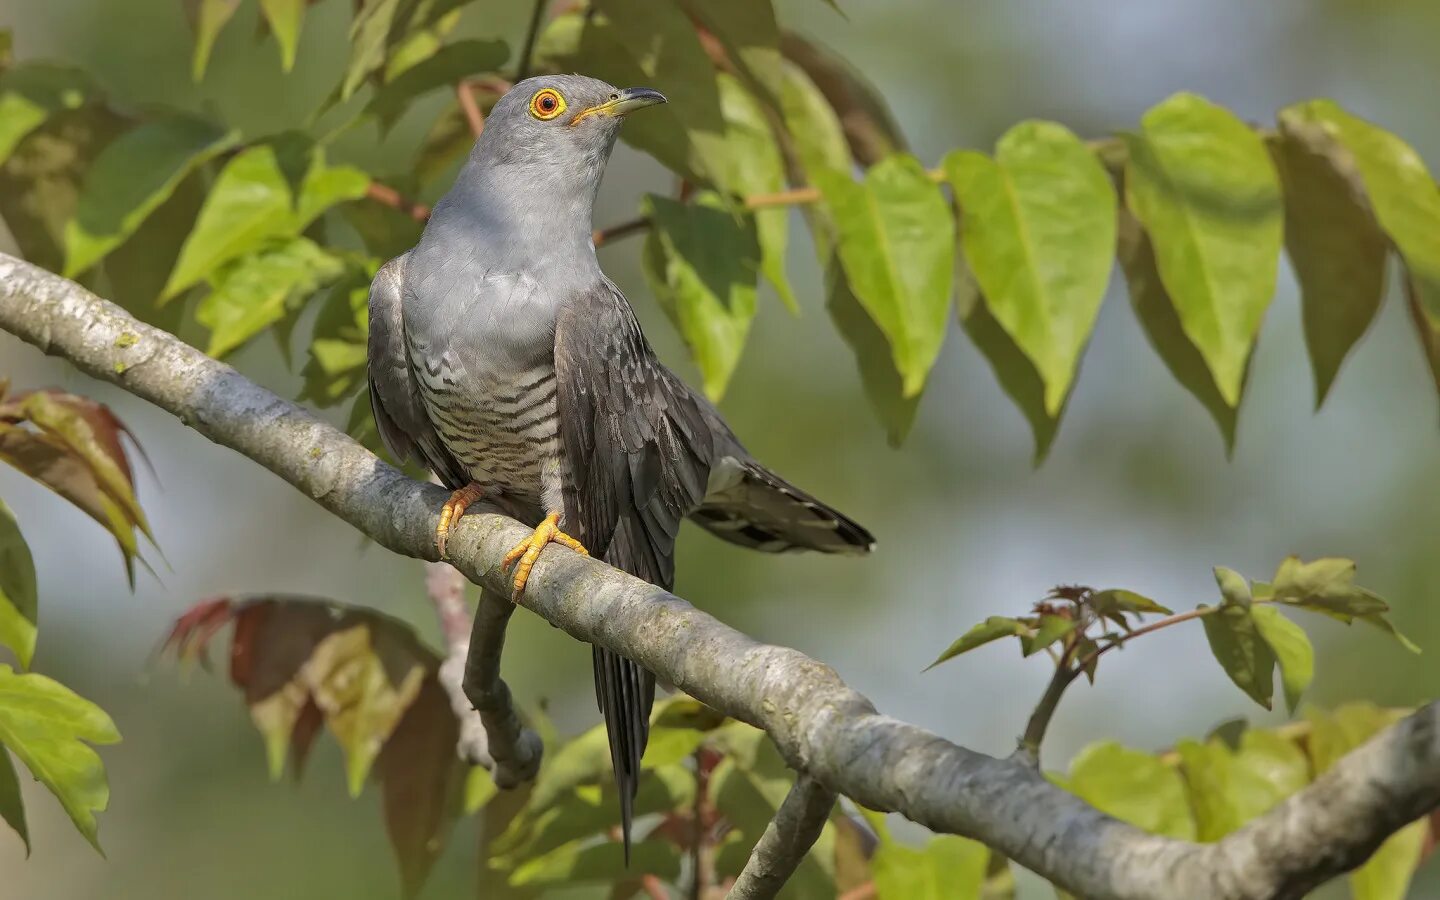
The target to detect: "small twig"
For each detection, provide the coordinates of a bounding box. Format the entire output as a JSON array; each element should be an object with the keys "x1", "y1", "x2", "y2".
[
  {"x1": 726, "y1": 774, "x2": 838, "y2": 900},
  {"x1": 692, "y1": 747, "x2": 717, "y2": 900},
  {"x1": 457, "y1": 81, "x2": 486, "y2": 138},
  {"x1": 514, "y1": 0, "x2": 550, "y2": 83},
  {"x1": 1073, "y1": 606, "x2": 1216, "y2": 674},
  {"x1": 462, "y1": 587, "x2": 544, "y2": 787},
  {"x1": 593, "y1": 216, "x2": 653, "y2": 248},
  {"x1": 365, "y1": 182, "x2": 431, "y2": 222},
  {"x1": 641, "y1": 875, "x2": 670, "y2": 900}
]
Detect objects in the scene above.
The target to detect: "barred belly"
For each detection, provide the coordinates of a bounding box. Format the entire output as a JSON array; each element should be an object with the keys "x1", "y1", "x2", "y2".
[{"x1": 413, "y1": 350, "x2": 564, "y2": 511}]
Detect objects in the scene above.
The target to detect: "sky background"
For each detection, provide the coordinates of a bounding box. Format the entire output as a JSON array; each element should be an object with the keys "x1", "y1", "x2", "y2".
[{"x1": 1, "y1": 0, "x2": 1437, "y2": 896}]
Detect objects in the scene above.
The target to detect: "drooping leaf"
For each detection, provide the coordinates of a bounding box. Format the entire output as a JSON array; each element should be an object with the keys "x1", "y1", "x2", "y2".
[
  {"x1": 680, "y1": 0, "x2": 785, "y2": 109},
  {"x1": 1202, "y1": 570, "x2": 1275, "y2": 709},
  {"x1": 300, "y1": 270, "x2": 372, "y2": 407},
  {"x1": 779, "y1": 31, "x2": 907, "y2": 165},
  {"x1": 1124, "y1": 92, "x2": 1283, "y2": 408},
  {"x1": 164, "y1": 136, "x2": 368, "y2": 300},
  {"x1": 593, "y1": 0, "x2": 725, "y2": 141},
  {"x1": 926, "y1": 617, "x2": 1026, "y2": 670},
  {"x1": 258, "y1": 0, "x2": 307, "y2": 72},
  {"x1": 1268, "y1": 128, "x2": 1388, "y2": 407},
  {"x1": 342, "y1": 0, "x2": 405, "y2": 101},
  {"x1": 364, "y1": 39, "x2": 509, "y2": 131},
  {"x1": 1265, "y1": 556, "x2": 1418, "y2": 652},
  {"x1": 0, "y1": 748, "x2": 27, "y2": 852},
  {"x1": 0, "y1": 63, "x2": 97, "y2": 167},
  {"x1": 1062, "y1": 742, "x2": 1195, "y2": 839},
  {"x1": 1117, "y1": 207, "x2": 1243, "y2": 449},
  {"x1": 196, "y1": 237, "x2": 346, "y2": 358},
  {"x1": 1249, "y1": 605, "x2": 1313, "y2": 714},
  {"x1": 62, "y1": 115, "x2": 238, "y2": 276},
  {"x1": 0, "y1": 664, "x2": 119, "y2": 851},
  {"x1": 103, "y1": 171, "x2": 202, "y2": 328},
  {"x1": 185, "y1": 0, "x2": 243, "y2": 80},
  {"x1": 827, "y1": 258, "x2": 921, "y2": 446},
  {"x1": 872, "y1": 832, "x2": 989, "y2": 900},
  {"x1": 947, "y1": 121, "x2": 1116, "y2": 416},
  {"x1": 777, "y1": 59, "x2": 852, "y2": 183},
  {"x1": 378, "y1": 676, "x2": 463, "y2": 897},
  {"x1": 1279, "y1": 100, "x2": 1440, "y2": 406},
  {"x1": 642, "y1": 193, "x2": 759, "y2": 400},
  {"x1": 815, "y1": 154, "x2": 954, "y2": 397},
  {"x1": 0, "y1": 500, "x2": 37, "y2": 669}
]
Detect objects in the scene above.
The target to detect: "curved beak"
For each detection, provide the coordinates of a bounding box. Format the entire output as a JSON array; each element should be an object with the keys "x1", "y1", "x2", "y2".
[{"x1": 569, "y1": 87, "x2": 668, "y2": 126}]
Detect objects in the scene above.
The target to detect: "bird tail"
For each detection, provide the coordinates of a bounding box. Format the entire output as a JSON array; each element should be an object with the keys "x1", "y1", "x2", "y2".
[
  {"x1": 593, "y1": 645, "x2": 655, "y2": 861},
  {"x1": 689, "y1": 458, "x2": 875, "y2": 555}
]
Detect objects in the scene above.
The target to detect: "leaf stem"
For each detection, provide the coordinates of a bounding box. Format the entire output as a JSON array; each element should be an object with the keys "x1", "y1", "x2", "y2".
[
  {"x1": 1073, "y1": 606, "x2": 1216, "y2": 674},
  {"x1": 456, "y1": 81, "x2": 486, "y2": 139}
]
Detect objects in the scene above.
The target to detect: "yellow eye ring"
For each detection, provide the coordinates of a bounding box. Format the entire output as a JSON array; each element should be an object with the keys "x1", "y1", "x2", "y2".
[{"x1": 529, "y1": 89, "x2": 566, "y2": 121}]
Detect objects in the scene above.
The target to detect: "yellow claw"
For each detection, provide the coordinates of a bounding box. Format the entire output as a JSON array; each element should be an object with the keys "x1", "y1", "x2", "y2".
[
  {"x1": 502, "y1": 511, "x2": 588, "y2": 597},
  {"x1": 436, "y1": 483, "x2": 485, "y2": 559}
]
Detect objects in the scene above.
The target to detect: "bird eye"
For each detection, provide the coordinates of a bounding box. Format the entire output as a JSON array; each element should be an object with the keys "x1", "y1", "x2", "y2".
[{"x1": 529, "y1": 88, "x2": 566, "y2": 121}]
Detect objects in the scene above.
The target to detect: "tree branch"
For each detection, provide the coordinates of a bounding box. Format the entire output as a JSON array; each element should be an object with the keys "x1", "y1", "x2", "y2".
[
  {"x1": 727, "y1": 775, "x2": 837, "y2": 900},
  {"x1": 425, "y1": 557, "x2": 496, "y2": 766},
  {"x1": 462, "y1": 586, "x2": 543, "y2": 787},
  {"x1": 3, "y1": 252, "x2": 1438, "y2": 900}
]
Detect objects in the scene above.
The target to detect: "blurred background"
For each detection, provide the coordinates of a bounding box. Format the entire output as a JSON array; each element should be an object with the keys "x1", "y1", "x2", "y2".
[{"x1": 1, "y1": 0, "x2": 1437, "y2": 896}]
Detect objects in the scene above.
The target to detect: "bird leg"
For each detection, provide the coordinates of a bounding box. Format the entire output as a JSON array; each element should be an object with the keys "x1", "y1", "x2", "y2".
[
  {"x1": 436, "y1": 482, "x2": 485, "y2": 559},
  {"x1": 501, "y1": 511, "x2": 588, "y2": 598}
]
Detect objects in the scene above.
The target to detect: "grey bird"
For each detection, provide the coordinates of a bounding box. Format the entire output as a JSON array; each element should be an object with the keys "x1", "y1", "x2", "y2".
[{"x1": 367, "y1": 74, "x2": 874, "y2": 855}]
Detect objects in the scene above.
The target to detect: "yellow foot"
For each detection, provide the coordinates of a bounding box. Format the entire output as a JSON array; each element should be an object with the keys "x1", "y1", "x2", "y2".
[
  {"x1": 436, "y1": 483, "x2": 485, "y2": 559},
  {"x1": 501, "y1": 511, "x2": 588, "y2": 598}
]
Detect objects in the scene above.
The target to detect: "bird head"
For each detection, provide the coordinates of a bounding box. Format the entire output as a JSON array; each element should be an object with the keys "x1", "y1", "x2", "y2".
[{"x1": 472, "y1": 74, "x2": 667, "y2": 194}]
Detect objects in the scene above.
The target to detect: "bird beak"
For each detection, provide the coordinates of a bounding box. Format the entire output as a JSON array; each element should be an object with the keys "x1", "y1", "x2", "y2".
[{"x1": 569, "y1": 87, "x2": 668, "y2": 126}]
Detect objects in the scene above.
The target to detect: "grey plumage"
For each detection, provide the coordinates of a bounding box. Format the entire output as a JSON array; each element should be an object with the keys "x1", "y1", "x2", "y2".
[{"x1": 367, "y1": 74, "x2": 873, "y2": 857}]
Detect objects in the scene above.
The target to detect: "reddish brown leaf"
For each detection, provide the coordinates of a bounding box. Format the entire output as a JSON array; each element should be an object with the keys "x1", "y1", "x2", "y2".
[{"x1": 379, "y1": 679, "x2": 463, "y2": 898}]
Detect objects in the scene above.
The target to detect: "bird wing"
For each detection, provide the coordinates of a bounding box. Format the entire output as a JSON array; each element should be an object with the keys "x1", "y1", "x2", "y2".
[
  {"x1": 366, "y1": 253, "x2": 469, "y2": 490},
  {"x1": 553, "y1": 278, "x2": 717, "y2": 855}
]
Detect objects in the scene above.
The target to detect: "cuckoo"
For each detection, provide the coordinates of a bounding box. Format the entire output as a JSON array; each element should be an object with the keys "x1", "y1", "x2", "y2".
[{"x1": 367, "y1": 74, "x2": 874, "y2": 854}]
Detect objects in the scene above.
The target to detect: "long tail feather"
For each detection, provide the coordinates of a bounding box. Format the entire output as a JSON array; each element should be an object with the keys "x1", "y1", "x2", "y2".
[{"x1": 690, "y1": 458, "x2": 875, "y2": 555}]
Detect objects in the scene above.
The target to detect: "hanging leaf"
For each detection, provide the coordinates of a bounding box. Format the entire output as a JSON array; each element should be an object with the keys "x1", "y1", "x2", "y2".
[
  {"x1": 1062, "y1": 741, "x2": 1195, "y2": 839},
  {"x1": 642, "y1": 193, "x2": 759, "y2": 400},
  {"x1": 300, "y1": 270, "x2": 372, "y2": 407},
  {"x1": 184, "y1": 0, "x2": 243, "y2": 80},
  {"x1": 777, "y1": 59, "x2": 853, "y2": 181},
  {"x1": 947, "y1": 121, "x2": 1116, "y2": 416},
  {"x1": 826, "y1": 258, "x2": 921, "y2": 446},
  {"x1": 1279, "y1": 100, "x2": 1440, "y2": 405},
  {"x1": 815, "y1": 154, "x2": 954, "y2": 397},
  {"x1": 0, "y1": 63, "x2": 97, "y2": 167},
  {"x1": 680, "y1": 0, "x2": 785, "y2": 109},
  {"x1": 364, "y1": 39, "x2": 509, "y2": 132},
  {"x1": 62, "y1": 115, "x2": 238, "y2": 277},
  {"x1": 1117, "y1": 208, "x2": 1244, "y2": 449},
  {"x1": 1124, "y1": 92, "x2": 1283, "y2": 408},
  {"x1": 925, "y1": 616, "x2": 1026, "y2": 670},
  {"x1": 593, "y1": 0, "x2": 725, "y2": 139},
  {"x1": 1268, "y1": 129, "x2": 1388, "y2": 407},
  {"x1": 0, "y1": 748, "x2": 27, "y2": 852},
  {"x1": 342, "y1": 0, "x2": 405, "y2": 101},
  {"x1": 1202, "y1": 568, "x2": 1275, "y2": 710},
  {"x1": 258, "y1": 0, "x2": 307, "y2": 72},
  {"x1": 0, "y1": 500, "x2": 37, "y2": 670},
  {"x1": 0, "y1": 665, "x2": 119, "y2": 851},
  {"x1": 1263, "y1": 556, "x2": 1418, "y2": 652},
  {"x1": 779, "y1": 31, "x2": 907, "y2": 165},
  {"x1": 196, "y1": 237, "x2": 346, "y2": 358},
  {"x1": 164, "y1": 136, "x2": 368, "y2": 300},
  {"x1": 1249, "y1": 605, "x2": 1313, "y2": 714}
]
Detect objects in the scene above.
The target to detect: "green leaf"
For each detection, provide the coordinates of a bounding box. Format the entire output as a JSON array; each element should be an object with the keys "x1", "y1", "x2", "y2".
[
  {"x1": 186, "y1": 0, "x2": 242, "y2": 80},
  {"x1": 62, "y1": 115, "x2": 238, "y2": 277},
  {"x1": 777, "y1": 59, "x2": 852, "y2": 181},
  {"x1": 300, "y1": 271, "x2": 372, "y2": 407},
  {"x1": 0, "y1": 749, "x2": 27, "y2": 853},
  {"x1": 713, "y1": 74, "x2": 796, "y2": 312},
  {"x1": 946, "y1": 121, "x2": 1117, "y2": 415},
  {"x1": 0, "y1": 63, "x2": 97, "y2": 168},
  {"x1": 593, "y1": 0, "x2": 725, "y2": 140},
  {"x1": 926, "y1": 617, "x2": 1026, "y2": 670},
  {"x1": 510, "y1": 840, "x2": 680, "y2": 888},
  {"x1": 1268, "y1": 128, "x2": 1388, "y2": 407},
  {"x1": 1177, "y1": 732, "x2": 1307, "y2": 841},
  {"x1": 680, "y1": 0, "x2": 785, "y2": 110},
  {"x1": 0, "y1": 664, "x2": 120, "y2": 851},
  {"x1": 0, "y1": 500, "x2": 37, "y2": 669},
  {"x1": 343, "y1": 0, "x2": 405, "y2": 101},
  {"x1": 1090, "y1": 589, "x2": 1173, "y2": 618},
  {"x1": 1249, "y1": 605, "x2": 1313, "y2": 714},
  {"x1": 464, "y1": 765, "x2": 497, "y2": 815},
  {"x1": 364, "y1": 39, "x2": 509, "y2": 132},
  {"x1": 1063, "y1": 742, "x2": 1195, "y2": 839},
  {"x1": 816, "y1": 154, "x2": 954, "y2": 397},
  {"x1": 164, "y1": 137, "x2": 369, "y2": 300},
  {"x1": 196, "y1": 238, "x2": 346, "y2": 358},
  {"x1": 779, "y1": 31, "x2": 907, "y2": 165},
  {"x1": 1279, "y1": 100, "x2": 1440, "y2": 405},
  {"x1": 1124, "y1": 92, "x2": 1283, "y2": 407},
  {"x1": 827, "y1": 259, "x2": 921, "y2": 446},
  {"x1": 1117, "y1": 208, "x2": 1243, "y2": 449},
  {"x1": 258, "y1": 0, "x2": 306, "y2": 72},
  {"x1": 1213, "y1": 566, "x2": 1253, "y2": 610},
  {"x1": 1202, "y1": 577, "x2": 1276, "y2": 709},
  {"x1": 1266, "y1": 557, "x2": 1416, "y2": 650},
  {"x1": 957, "y1": 271, "x2": 1064, "y2": 461},
  {"x1": 1021, "y1": 614, "x2": 1076, "y2": 657},
  {"x1": 642, "y1": 194, "x2": 759, "y2": 400},
  {"x1": 872, "y1": 833, "x2": 989, "y2": 900},
  {"x1": 1352, "y1": 820, "x2": 1428, "y2": 900}
]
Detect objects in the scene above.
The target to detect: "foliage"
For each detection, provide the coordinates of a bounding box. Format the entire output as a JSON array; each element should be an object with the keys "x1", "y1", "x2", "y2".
[{"x1": 0, "y1": 382, "x2": 145, "y2": 854}]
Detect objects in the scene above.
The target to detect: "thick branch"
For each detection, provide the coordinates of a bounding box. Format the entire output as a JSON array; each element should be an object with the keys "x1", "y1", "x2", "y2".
[
  {"x1": 462, "y1": 587, "x2": 543, "y2": 787},
  {"x1": 3, "y1": 252, "x2": 1437, "y2": 900},
  {"x1": 727, "y1": 775, "x2": 837, "y2": 900}
]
